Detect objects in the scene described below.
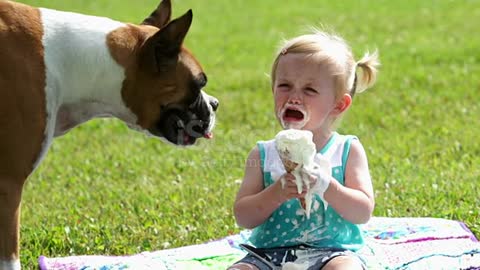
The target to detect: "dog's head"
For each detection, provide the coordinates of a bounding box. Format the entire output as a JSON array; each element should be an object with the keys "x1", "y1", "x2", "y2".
[{"x1": 115, "y1": 0, "x2": 218, "y2": 146}]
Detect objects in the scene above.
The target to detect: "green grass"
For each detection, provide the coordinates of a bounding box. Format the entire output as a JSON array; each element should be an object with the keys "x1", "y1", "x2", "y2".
[{"x1": 15, "y1": 0, "x2": 480, "y2": 268}]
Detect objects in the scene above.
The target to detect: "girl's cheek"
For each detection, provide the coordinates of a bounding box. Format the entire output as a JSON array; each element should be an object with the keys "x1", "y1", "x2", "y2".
[{"x1": 273, "y1": 98, "x2": 283, "y2": 109}]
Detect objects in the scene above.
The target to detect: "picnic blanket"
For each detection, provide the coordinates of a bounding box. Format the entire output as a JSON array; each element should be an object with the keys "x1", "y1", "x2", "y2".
[{"x1": 39, "y1": 217, "x2": 480, "y2": 270}]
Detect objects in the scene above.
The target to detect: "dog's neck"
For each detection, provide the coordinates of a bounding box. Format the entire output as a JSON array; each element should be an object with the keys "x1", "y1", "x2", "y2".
[{"x1": 39, "y1": 8, "x2": 138, "y2": 135}]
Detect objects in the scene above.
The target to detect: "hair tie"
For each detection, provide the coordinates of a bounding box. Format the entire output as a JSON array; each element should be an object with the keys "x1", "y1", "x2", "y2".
[
  {"x1": 350, "y1": 73, "x2": 358, "y2": 98},
  {"x1": 348, "y1": 63, "x2": 358, "y2": 98}
]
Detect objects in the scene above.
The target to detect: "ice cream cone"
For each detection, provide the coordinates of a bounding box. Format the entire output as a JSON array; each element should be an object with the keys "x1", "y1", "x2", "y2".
[
  {"x1": 275, "y1": 129, "x2": 317, "y2": 217},
  {"x1": 279, "y1": 153, "x2": 299, "y2": 173},
  {"x1": 278, "y1": 151, "x2": 308, "y2": 210}
]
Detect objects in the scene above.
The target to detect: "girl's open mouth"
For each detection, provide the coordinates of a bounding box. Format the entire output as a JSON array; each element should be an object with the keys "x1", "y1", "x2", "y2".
[
  {"x1": 283, "y1": 108, "x2": 305, "y2": 122},
  {"x1": 278, "y1": 106, "x2": 308, "y2": 129}
]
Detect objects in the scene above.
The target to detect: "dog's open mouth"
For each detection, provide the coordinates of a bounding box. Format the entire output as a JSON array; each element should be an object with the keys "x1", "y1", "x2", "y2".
[{"x1": 154, "y1": 108, "x2": 213, "y2": 146}]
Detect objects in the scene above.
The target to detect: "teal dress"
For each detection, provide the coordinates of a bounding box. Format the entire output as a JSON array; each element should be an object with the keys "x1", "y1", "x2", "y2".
[{"x1": 249, "y1": 132, "x2": 364, "y2": 251}]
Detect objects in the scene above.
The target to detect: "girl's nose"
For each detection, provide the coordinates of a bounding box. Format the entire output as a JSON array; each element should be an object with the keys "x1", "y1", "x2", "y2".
[{"x1": 287, "y1": 90, "x2": 302, "y2": 104}]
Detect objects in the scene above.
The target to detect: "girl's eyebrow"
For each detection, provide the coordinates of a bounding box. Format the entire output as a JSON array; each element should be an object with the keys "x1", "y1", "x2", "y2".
[
  {"x1": 275, "y1": 78, "x2": 289, "y2": 83},
  {"x1": 276, "y1": 75, "x2": 293, "y2": 81}
]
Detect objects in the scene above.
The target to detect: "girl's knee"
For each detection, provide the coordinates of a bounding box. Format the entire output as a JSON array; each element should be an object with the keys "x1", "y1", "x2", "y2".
[
  {"x1": 322, "y1": 255, "x2": 364, "y2": 270},
  {"x1": 227, "y1": 262, "x2": 260, "y2": 270}
]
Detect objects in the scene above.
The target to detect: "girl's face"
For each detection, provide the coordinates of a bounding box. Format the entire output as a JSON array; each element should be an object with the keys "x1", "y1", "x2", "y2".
[{"x1": 273, "y1": 53, "x2": 345, "y2": 134}]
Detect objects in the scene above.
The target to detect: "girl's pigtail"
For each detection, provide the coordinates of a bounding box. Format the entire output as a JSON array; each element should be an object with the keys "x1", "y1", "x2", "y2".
[{"x1": 355, "y1": 50, "x2": 380, "y2": 93}]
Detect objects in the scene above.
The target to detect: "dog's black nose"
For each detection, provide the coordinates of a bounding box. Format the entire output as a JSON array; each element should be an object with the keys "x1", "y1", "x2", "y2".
[{"x1": 209, "y1": 97, "x2": 219, "y2": 111}]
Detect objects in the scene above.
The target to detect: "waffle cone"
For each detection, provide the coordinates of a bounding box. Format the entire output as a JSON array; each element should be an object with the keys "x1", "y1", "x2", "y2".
[
  {"x1": 278, "y1": 153, "x2": 307, "y2": 210},
  {"x1": 281, "y1": 158, "x2": 299, "y2": 173},
  {"x1": 278, "y1": 150, "x2": 297, "y2": 171},
  {"x1": 299, "y1": 198, "x2": 306, "y2": 209}
]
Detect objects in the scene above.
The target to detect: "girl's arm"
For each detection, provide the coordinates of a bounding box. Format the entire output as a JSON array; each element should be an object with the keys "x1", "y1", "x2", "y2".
[
  {"x1": 233, "y1": 146, "x2": 304, "y2": 229},
  {"x1": 323, "y1": 139, "x2": 375, "y2": 224}
]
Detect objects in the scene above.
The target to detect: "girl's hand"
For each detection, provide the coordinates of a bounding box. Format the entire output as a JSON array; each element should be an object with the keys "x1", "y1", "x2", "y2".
[
  {"x1": 273, "y1": 172, "x2": 316, "y2": 202},
  {"x1": 304, "y1": 165, "x2": 331, "y2": 195},
  {"x1": 300, "y1": 169, "x2": 318, "y2": 190}
]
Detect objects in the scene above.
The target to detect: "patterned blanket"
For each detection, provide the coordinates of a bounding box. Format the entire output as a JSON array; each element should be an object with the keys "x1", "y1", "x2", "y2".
[{"x1": 39, "y1": 217, "x2": 480, "y2": 270}]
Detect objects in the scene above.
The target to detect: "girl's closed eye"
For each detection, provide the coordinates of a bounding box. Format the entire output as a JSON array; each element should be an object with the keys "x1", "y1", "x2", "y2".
[
  {"x1": 304, "y1": 87, "x2": 319, "y2": 95},
  {"x1": 277, "y1": 83, "x2": 290, "y2": 91}
]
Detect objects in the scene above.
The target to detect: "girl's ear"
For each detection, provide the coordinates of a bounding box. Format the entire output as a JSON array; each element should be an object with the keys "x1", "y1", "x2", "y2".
[{"x1": 333, "y1": 93, "x2": 352, "y2": 115}]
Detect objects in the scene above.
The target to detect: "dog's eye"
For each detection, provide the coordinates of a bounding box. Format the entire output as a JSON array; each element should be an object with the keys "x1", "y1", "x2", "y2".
[{"x1": 193, "y1": 72, "x2": 207, "y2": 90}]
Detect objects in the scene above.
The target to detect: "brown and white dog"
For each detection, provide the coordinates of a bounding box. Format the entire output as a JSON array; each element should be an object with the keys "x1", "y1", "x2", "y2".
[{"x1": 0, "y1": 0, "x2": 218, "y2": 269}]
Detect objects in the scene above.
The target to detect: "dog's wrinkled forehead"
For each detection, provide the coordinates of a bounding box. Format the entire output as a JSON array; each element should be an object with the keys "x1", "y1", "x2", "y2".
[
  {"x1": 115, "y1": 46, "x2": 207, "y2": 131},
  {"x1": 167, "y1": 50, "x2": 207, "y2": 106}
]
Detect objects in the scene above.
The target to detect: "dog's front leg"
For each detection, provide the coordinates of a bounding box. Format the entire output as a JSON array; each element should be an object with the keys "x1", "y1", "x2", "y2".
[{"x1": 0, "y1": 178, "x2": 23, "y2": 270}]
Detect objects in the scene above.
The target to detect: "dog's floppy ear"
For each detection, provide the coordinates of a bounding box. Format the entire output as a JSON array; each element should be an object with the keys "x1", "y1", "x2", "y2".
[
  {"x1": 141, "y1": 10, "x2": 193, "y2": 73},
  {"x1": 142, "y1": 0, "x2": 172, "y2": 29}
]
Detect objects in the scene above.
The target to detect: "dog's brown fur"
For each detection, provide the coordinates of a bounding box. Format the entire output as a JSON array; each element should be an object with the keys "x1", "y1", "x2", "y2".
[
  {"x1": 0, "y1": 1, "x2": 46, "y2": 260},
  {"x1": 0, "y1": 0, "x2": 213, "y2": 267}
]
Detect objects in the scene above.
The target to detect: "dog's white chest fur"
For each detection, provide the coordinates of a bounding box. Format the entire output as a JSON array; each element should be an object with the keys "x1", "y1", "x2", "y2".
[{"x1": 34, "y1": 8, "x2": 136, "y2": 169}]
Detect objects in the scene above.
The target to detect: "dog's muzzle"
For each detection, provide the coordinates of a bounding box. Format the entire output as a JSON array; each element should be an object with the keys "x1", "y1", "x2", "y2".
[{"x1": 156, "y1": 92, "x2": 218, "y2": 145}]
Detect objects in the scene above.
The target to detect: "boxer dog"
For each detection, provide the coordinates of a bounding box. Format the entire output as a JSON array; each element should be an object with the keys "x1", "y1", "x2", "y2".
[{"x1": 0, "y1": 0, "x2": 218, "y2": 269}]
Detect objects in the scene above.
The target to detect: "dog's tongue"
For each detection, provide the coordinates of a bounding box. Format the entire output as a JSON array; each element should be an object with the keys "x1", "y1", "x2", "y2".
[{"x1": 204, "y1": 132, "x2": 213, "y2": 139}]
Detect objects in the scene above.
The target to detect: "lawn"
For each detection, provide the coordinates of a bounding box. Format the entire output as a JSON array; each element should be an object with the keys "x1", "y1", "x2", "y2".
[{"x1": 15, "y1": 0, "x2": 480, "y2": 268}]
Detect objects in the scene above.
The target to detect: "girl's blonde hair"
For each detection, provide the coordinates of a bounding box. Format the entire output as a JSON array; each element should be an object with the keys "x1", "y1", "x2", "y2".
[{"x1": 271, "y1": 29, "x2": 380, "y2": 99}]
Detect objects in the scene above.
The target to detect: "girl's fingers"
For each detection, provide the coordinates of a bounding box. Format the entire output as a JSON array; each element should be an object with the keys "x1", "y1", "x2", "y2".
[
  {"x1": 284, "y1": 173, "x2": 295, "y2": 181},
  {"x1": 294, "y1": 192, "x2": 307, "y2": 198},
  {"x1": 308, "y1": 178, "x2": 317, "y2": 189},
  {"x1": 282, "y1": 172, "x2": 317, "y2": 196}
]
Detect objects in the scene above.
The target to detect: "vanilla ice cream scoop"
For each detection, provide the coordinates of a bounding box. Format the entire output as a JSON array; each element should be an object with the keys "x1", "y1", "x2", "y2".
[{"x1": 275, "y1": 129, "x2": 316, "y2": 170}]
